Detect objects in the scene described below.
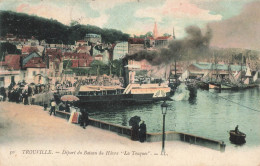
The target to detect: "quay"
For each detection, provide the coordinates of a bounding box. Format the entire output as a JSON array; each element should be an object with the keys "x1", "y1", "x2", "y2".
[
  {"x1": 55, "y1": 110, "x2": 226, "y2": 152},
  {"x1": 1, "y1": 102, "x2": 260, "y2": 166}
]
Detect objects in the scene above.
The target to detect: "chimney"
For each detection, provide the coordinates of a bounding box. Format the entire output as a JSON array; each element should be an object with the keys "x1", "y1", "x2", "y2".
[{"x1": 173, "y1": 27, "x2": 176, "y2": 39}]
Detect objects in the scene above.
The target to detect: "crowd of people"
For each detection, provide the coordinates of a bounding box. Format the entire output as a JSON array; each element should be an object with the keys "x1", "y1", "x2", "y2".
[
  {"x1": 0, "y1": 83, "x2": 36, "y2": 104},
  {"x1": 0, "y1": 78, "x2": 147, "y2": 142}
]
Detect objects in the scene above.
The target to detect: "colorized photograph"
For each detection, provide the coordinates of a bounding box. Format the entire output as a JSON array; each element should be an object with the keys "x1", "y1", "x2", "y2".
[{"x1": 0, "y1": 0, "x2": 260, "y2": 165}]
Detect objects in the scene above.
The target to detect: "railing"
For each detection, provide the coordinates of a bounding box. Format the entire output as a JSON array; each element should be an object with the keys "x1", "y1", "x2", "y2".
[
  {"x1": 54, "y1": 110, "x2": 225, "y2": 152},
  {"x1": 55, "y1": 110, "x2": 132, "y2": 138},
  {"x1": 89, "y1": 118, "x2": 132, "y2": 137},
  {"x1": 146, "y1": 131, "x2": 225, "y2": 152},
  {"x1": 55, "y1": 110, "x2": 71, "y2": 119}
]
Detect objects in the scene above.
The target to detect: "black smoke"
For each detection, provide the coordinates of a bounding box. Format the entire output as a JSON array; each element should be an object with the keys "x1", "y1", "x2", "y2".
[{"x1": 126, "y1": 25, "x2": 212, "y2": 65}]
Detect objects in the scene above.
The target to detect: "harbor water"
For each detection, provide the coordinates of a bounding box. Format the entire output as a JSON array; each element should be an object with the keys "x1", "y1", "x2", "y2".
[{"x1": 84, "y1": 85, "x2": 260, "y2": 147}]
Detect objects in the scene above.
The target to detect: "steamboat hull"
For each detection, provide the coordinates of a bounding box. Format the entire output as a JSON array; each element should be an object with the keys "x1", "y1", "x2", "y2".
[{"x1": 77, "y1": 93, "x2": 171, "y2": 105}]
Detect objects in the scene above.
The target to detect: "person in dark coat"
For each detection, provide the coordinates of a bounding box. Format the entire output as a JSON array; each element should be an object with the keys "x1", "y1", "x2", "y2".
[
  {"x1": 27, "y1": 86, "x2": 32, "y2": 105},
  {"x1": 65, "y1": 103, "x2": 70, "y2": 113},
  {"x1": 14, "y1": 89, "x2": 20, "y2": 103},
  {"x1": 0, "y1": 87, "x2": 6, "y2": 101},
  {"x1": 23, "y1": 90, "x2": 29, "y2": 105},
  {"x1": 131, "y1": 122, "x2": 140, "y2": 141},
  {"x1": 139, "y1": 121, "x2": 147, "y2": 142},
  {"x1": 80, "y1": 109, "x2": 89, "y2": 129}
]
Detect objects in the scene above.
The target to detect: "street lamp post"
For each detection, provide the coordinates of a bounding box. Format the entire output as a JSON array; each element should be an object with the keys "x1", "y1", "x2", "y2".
[{"x1": 161, "y1": 101, "x2": 168, "y2": 155}]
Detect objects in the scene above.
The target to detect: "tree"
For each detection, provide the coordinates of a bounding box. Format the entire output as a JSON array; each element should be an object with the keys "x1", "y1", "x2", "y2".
[
  {"x1": 63, "y1": 60, "x2": 72, "y2": 69},
  {"x1": 145, "y1": 31, "x2": 153, "y2": 37},
  {"x1": 0, "y1": 11, "x2": 130, "y2": 44},
  {"x1": 110, "y1": 59, "x2": 123, "y2": 76},
  {"x1": 70, "y1": 20, "x2": 79, "y2": 26},
  {"x1": 0, "y1": 42, "x2": 21, "y2": 61},
  {"x1": 163, "y1": 33, "x2": 171, "y2": 37},
  {"x1": 89, "y1": 60, "x2": 107, "y2": 76}
]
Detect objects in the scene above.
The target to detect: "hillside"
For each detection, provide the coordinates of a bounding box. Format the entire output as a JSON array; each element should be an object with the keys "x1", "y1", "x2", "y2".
[{"x1": 0, "y1": 11, "x2": 129, "y2": 44}]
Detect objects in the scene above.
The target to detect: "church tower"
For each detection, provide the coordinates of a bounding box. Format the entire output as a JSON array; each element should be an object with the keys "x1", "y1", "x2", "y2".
[{"x1": 153, "y1": 22, "x2": 158, "y2": 39}]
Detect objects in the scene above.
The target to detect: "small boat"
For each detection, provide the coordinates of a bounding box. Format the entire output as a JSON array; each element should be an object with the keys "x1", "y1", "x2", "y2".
[{"x1": 229, "y1": 130, "x2": 246, "y2": 145}]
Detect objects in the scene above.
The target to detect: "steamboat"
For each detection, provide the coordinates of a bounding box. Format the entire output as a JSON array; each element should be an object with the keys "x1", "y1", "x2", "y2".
[{"x1": 76, "y1": 83, "x2": 171, "y2": 105}]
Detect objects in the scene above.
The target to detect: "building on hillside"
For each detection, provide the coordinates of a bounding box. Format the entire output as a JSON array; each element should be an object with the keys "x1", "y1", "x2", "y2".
[
  {"x1": 22, "y1": 52, "x2": 42, "y2": 67},
  {"x1": 76, "y1": 40, "x2": 88, "y2": 46},
  {"x1": 22, "y1": 57, "x2": 48, "y2": 84},
  {"x1": 63, "y1": 52, "x2": 93, "y2": 69},
  {"x1": 94, "y1": 54, "x2": 103, "y2": 61},
  {"x1": 45, "y1": 48, "x2": 63, "y2": 77},
  {"x1": 21, "y1": 46, "x2": 40, "y2": 56},
  {"x1": 113, "y1": 41, "x2": 128, "y2": 60},
  {"x1": 5, "y1": 34, "x2": 16, "y2": 40},
  {"x1": 27, "y1": 36, "x2": 39, "y2": 46},
  {"x1": 128, "y1": 38, "x2": 145, "y2": 55},
  {"x1": 20, "y1": 51, "x2": 49, "y2": 84},
  {"x1": 92, "y1": 45, "x2": 109, "y2": 64},
  {"x1": 84, "y1": 34, "x2": 102, "y2": 44},
  {"x1": 144, "y1": 22, "x2": 174, "y2": 48},
  {"x1": 76, "y1": 45, "x2": 91, "y2": 54},
  {"x1": 0, "y1": 54, "x2": 23, "y2": 88},
  {"x1": 70, "y1": 53, "x2": 93, "y2": 69}
]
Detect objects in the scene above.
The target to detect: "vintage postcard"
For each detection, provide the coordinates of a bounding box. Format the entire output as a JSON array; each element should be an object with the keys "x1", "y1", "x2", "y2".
[{"x1": 0, "y1": 0, "x2": 260, "y2": 165}]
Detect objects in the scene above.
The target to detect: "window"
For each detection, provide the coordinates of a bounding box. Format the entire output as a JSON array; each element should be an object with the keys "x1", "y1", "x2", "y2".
[{"x1": 33, "y1": 71, "x2": 36, "y2": 76}]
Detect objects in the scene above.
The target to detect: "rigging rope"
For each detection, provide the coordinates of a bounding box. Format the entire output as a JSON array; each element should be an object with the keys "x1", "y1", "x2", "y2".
[{"x1": 207, "y1": 90, "x2": 260, "y2": 112}]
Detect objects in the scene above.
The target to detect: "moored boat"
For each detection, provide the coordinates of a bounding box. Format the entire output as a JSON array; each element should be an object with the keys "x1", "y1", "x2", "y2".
[
  {"x1": 197, "y1": 81, "x2": 209, "y2": 90},
  {"x1": 208, "y1": 82, "x2": 221, "y2": 89},
  {"x1": 229, "y1": 130, "x2": 246, "y2": 145},
  {"x1": 76, "y1": 83, "x2": 171, "y2": 105}
]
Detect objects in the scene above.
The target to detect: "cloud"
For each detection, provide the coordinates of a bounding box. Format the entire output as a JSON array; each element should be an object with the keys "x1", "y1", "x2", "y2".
[
  {"x1": 80, "y1": 14, "x2": 109, "y2": 27},
  {"x1": 88, "y1": 0, "x2": 134, "y2": 11},
  {"x1": 15, "y1": 1, "x2": 109, "y2": 27},
  {"x1": 135, "y1": 0, "x2": 222, "y2": 22},
  {"x1": 209, "y1": 1, "x2": 260, "y2": 50}
]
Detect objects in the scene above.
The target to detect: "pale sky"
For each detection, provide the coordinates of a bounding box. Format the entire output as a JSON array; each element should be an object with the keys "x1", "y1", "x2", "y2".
[{"x1": 0, "y1": 0, "x2": 257, "y2": 38}]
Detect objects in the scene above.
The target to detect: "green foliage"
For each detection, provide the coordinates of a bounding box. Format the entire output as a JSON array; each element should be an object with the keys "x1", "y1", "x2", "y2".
[
  {"x1": 88, "y1": 60, "x2": 108, "y2": 76},
  {"x1": 110, "y1": 59, "x2": 123, "y2": 76},
  {"x1": 133, "y1": 31, "x2": 153, "y2": 39},
  {"x1": 0, "y1": 11, "x2": 130, "y2": 44},
  {"x1": 71, "y1": 68, "x2": 89, "y2": 76},
  {"x1": 63, "y1": 60, "x2": 72, "y2": 69},
  {"x1": 163, "y1": 33, "x2": 171, "y2": 37},
  {"x1": 0, "y1": 42, "x2": 21, "y2": 61}
]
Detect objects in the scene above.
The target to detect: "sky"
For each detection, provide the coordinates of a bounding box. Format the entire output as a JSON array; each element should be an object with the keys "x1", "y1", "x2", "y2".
[{"x1": 0, "y1": 0, "x2": 257, "y2": 38}]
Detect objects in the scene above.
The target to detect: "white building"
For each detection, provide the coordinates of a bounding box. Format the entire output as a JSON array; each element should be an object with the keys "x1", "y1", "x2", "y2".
[
  {"x1": 84, "y1": 34, "x2": 102, "y2": 44},
  {"x1": 0, "y1": 69, "x2": 23, "y2": 88},
  {"x1": 113, "y1": 42, "x2": 128, "y2": 60}
]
